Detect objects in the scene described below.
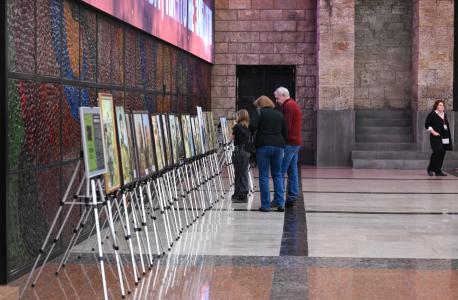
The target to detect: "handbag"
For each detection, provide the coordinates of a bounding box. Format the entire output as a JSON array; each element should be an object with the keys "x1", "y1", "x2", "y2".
[
  {"x1": 243, "y1": 109, "x2": 260, "y2": 154},
  {"x1": 244, "y1": 135, "x2": 256, "y2": 154}
]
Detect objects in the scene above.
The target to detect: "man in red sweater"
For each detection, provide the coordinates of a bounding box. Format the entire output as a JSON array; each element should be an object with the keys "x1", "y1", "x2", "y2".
[{"x1": 274, "y1": 87, "x2": 302, "y2": 207}]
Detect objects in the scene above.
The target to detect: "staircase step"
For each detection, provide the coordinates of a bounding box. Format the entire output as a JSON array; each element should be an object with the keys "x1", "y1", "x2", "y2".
[
  {"x1": 352, "y1": 151, "x2": 458, "y2": 160},
  {"x1": 355, "y1": 110, "x2": 412, "y2": 119},
  {"x1": 357, "y1": 118, "x2": 412, "y2": 127},
  {"x1": 354, "y1": 143, "x2": 417, "y2": 151},
  {"x1": 352, "y1": 159, "x2": 458, "y2": 169},
  {"x1": 356, "y1": 126, "x2": 412, "y2": 135},
  {"x1": 356, "y1": 133, "x2": 413, "y2": 143}
]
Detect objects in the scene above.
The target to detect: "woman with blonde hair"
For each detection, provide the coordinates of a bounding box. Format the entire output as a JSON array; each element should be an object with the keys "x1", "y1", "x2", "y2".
[
  {"x1": 231, "y1": 109, "x2": 251, "y2": 202},
  {"x1": 250, "y1": 95, "x2": 287, "y2": 212}
]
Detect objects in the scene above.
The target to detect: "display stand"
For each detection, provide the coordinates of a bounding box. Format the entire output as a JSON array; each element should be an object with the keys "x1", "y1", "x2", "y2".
[
  {"x1": 19, "y1": 161, "x2": 129, "y2": 300},
  {"x1": 20, "y1": 108, "x2": 233, "y2": 300}
]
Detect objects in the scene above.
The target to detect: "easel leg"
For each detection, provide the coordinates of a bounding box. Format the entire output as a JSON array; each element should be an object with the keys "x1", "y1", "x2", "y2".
[
  {"x1": 129, "y1": 191, "x2": 147, "y2": 275},
  {"x1": 19, "y1": 160, "x2": 82, "y2": 299},
  {"x1": 91, "y1": 179, "x2": 109, "y2": 300},
  {"x1": 96, "y1": 180, "x2": 127, "y2": 298}
]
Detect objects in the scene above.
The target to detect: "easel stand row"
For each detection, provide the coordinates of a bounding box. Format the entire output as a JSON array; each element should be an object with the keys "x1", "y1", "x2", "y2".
[{"x1": 20, "y1": 146, "x2": 229, "y2": 300}]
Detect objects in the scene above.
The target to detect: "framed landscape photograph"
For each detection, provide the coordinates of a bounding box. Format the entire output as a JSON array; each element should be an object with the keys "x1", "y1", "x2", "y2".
[
  {"x1": 168, "y1": 115, "x2": 179, "y2": 165},
  {"x1": 98, "y1": 93, "x2": 121, "y2": 193},
  {"x1": 186, "y1": 115, "x2": 196, "y2": 157},
  {"x1": 79, "y1": 107, "x2": 107, "y2": 179},
  {"x1": 196, "y1": 106, "x2": 207, "y2": 153},
  {"x1": 125, "y1": 113, "x2": 139, "y2": 180},
  {"x1": 191, "y1": 116, "x2": 203, "y2": 155},
  {"x1": 175, "y1": 116, "x2": 185, "y2": 160},
  {"x1": 227, "y1": 119, "x2": 236, "y2": 141},
  {"x1": 220, "y1": 117, "x2": 229, "y2": 144},
  {"x1": 133, "y1": 113, "x2": 148, "y2": 178},
  {"x1": 204, "y1": 112, "x2": 215, "y2": 150},
  {"x1": 208, "y1": 112, "x2": 217, "y2": 150},
  {"x1": 142, "y1": 113, "x2": 156, "y2": 174},
  {"x1": 151, "y1": 114, "x2": 165, "y2": 171},
  {"x1": 181, "y1": 115, "x2": 191, "y2": 159},
  {"x1": 115, "y1": 106, "x2": 134, "y2": 185},
  {"x1": 161, "y1": 114, "x2": 173, "y2": 167}
]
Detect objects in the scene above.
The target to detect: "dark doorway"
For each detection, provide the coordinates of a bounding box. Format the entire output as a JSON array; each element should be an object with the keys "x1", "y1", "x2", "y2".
[{"x1": 236, "y1": 66, "x2": 296, "y2": 114}]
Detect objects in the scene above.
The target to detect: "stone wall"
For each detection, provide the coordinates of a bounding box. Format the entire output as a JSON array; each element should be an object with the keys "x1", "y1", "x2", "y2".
[
  {"x1": 412, "y1": 0, "x2": 454, "y2": 150},
  {"x1": 354, "y1": 0, "x2": 412, "y2": 110},
  {"x1": 213, "y1": 0, "x2": 317, "y2": 156},
  {"x1": 412, "y1": 0, "x2": 454, "y2": 112},
  {"x1": 316, "y1": 0, "x2": 355, "y2": 166},
  {"x1": 317, "y1": 0, "x2": 355, "y2": 110}
]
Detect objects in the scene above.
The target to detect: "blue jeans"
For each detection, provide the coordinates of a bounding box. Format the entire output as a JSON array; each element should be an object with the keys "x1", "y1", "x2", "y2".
[
  {"x1": 281, "y1": 145, "x2": 300, "y2": 202},
  {"x1": 256, "y1": 146, "x2": 285, "y2": 209}
]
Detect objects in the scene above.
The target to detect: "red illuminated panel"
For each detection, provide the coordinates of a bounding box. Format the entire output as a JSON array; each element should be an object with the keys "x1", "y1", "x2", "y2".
[{"x1": 82, "y1": 0, "x2": 214, "y2": 63}]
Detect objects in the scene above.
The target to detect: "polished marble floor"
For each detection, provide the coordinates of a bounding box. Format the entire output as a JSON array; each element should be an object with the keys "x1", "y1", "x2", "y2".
[{"x1": 9, "y1": 167, "x2": 458, "y2": 299}]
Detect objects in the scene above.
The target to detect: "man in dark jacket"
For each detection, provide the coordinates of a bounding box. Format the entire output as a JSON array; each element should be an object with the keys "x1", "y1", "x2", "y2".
[{"x1": 274, "y1": 87, "x2": 302, "y2": 207}]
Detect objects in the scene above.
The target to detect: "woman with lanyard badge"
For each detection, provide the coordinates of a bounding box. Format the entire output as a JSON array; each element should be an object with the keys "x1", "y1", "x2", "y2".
[{"x1": 425, "y1": 99, "x2": 452, "y2": 176}]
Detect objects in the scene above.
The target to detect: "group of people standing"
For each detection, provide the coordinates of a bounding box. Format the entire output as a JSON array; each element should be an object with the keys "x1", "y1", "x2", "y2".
[
  {"x1": 231, "y1": 87, "x2": 302, "y2": 212},
  {"x1": 229, "y1": 92, "x2": 452, "y2": 212}
]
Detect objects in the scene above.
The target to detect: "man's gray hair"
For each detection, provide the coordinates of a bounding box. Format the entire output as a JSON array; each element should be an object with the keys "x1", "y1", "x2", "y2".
[{"x1": 275, "y1": 86, "x2": 290, "y2": 99}]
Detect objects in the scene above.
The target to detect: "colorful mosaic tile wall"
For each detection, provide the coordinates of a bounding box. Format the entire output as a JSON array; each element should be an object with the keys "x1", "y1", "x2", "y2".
[{"x1": 6, "y1": 0, "x2": 212, "y2": 279}]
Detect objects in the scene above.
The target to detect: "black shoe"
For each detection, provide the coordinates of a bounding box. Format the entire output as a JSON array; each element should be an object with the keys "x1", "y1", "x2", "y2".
[
  {"x1": 258, "y1": 207, "x2": 270, "y2": 212},
  {"x1": 285, "y1": 201, "x2": 296, "y2": 207},
  {"x1": 233, "y1": 197, "x2": 248, "y2": 203},
  {"x1": 427, "y1": 169, "x2": 434, "y2": 176},
  {"x1": 277, "y1": 207, "x2": 285, "y2": 212},
  {"x1": 270, "y1": 201, "x2": 279, "y2": 208},
  {"x1": 436, "y1": 172, "x2": 447, "y2": 176}
]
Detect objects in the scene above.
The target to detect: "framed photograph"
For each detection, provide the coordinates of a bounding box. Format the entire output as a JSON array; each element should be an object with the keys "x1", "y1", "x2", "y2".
[
  {"x1": 79, "y1": 107, "x2": 107, "y2": 179},
  {"x1": 181, "y1": 115, "x2": 196, "y2": 159},
  {"x1": 191, "y1": 116, "x2": 203, "y2": 155},
  {"x1": 142, "y1": 113, "x2": 156, "y2": 174},
  {"x1": 133, "y1": 113, "x2": 149, "y2": 178},
  {"x1": 175, "y1": 116, "x2": 185, "y2": 160},
  {"x1": 115, "y1": 106, "x2": 135, "y2": 185},
  {"x1": 196, "y1": 106, "x2": 207, "y2": 153},
  {"x1": 98, "y1": 93, "x2": 121, "y2": 193},
  {"x1": 161, "y1": 114, "x2": 173, "y2": 166},
  {"x1": 180, "y1": 115, "x2": 191, "y2": 159},
  {"x1": 228, "y1": 119, "x2": 236, "y2": 141},
  {"x1": 168, "y1": 115, "x2": 179, "y2": 164},
  {"x1": 204, "y1": 112, "x2": 216, "y2": 150},
  {"x1": 151, "y1": 114, "x2": 165, "y2": 171},
  {"x1": 124, "y1": 113, "x2": 139, "y2": 180},
  {"x1": 186, "y1": 115, "x2": 196, "y2": 157},
  {"x1": 220, "y1": 117, "x2": 229, "y2": 144},
  {"x1": 209, "y1": 112, "x2": 218, "y2": 149}
]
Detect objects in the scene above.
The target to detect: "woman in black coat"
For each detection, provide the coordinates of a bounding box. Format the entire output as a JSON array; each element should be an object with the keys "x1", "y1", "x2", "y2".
[{"x1": 425, "y1": 100, "x2": 452, "y2": 176}]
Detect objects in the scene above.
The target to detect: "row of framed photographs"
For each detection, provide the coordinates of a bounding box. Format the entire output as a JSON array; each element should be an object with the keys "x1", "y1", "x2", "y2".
[{"x1": 82, "y1": 93, "x2": 218, "y2": 194}]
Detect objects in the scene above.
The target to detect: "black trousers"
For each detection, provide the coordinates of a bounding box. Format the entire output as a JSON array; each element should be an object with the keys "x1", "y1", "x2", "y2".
[
  {"x1": 233, "y1": 148, "x2": 250, "y2": 197},
  {"x1": 428, "y1": 149, "x2": 447, "y2": 173}
]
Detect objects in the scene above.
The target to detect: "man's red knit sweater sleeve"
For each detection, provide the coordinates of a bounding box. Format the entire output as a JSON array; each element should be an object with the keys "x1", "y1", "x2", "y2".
[{"x1": 282, "y1": 99, "x2": 302, "y2": 146}]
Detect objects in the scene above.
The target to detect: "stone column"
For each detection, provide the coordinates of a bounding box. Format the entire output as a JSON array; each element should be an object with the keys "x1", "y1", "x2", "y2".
[
  {"x1": 316, "y1": 0, "x2": 355, "y2": 166},
  {"x1": 412, "y1": 0, "x2": 454, "y2": 150}
]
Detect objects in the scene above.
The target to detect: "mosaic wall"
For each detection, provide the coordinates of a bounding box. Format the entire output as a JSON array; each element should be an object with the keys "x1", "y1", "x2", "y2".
[{"x1": 6, "y1": 0, "x2": 212, "y2": 279}]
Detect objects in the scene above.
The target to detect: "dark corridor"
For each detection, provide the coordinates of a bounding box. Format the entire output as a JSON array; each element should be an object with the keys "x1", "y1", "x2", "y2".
[{"x1": 236, "y1": 66, "x2": 296, "y2": 114}]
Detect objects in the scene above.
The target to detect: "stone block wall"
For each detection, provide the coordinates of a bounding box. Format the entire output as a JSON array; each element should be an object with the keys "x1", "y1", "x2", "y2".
[
  {"x1": 213, "y1": 0, "x2": 318, "y2": 154},
  {"x1": 317, "y1": 0, "x2": 355, "y2": 110},
  {"x1": 316, "y1": 0, "x2": 356, "y2": 166},
  {"x1": 354, "y1": 0, "x2": 413, "y2": 110},
  {"x1": 412, "y1": 0, "x2": 454, "y2": 112}
]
